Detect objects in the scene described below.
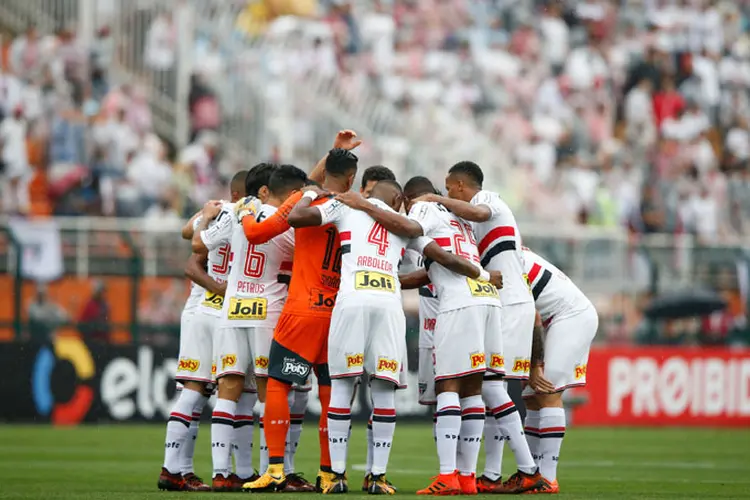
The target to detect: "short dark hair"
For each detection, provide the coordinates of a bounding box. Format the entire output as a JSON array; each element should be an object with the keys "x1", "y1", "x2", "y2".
[
  {"x1": 403, "y1": 176, "x2": 437, "y2": 198},
  {"x1": 360, "y1": 165, "x2": 395, "y2": 190},
  {"x1": 245, "y1": 163, "x2": 277, "y2": 197},
  {"x1": 448, "y1": 161, "x2": 484, "y2": 187},
  {"x1": 325, "y1": 148, "x2": 359, "y2": 177},
  {"x1": 268, "y1": 164, "x2": 308, "y2": 196},
  {"x1": 231, "y1": 170, "x2": 248, "y2": 195},
  {"x1": 375, "y1": 179, "x2": 402, "y2": 193}
]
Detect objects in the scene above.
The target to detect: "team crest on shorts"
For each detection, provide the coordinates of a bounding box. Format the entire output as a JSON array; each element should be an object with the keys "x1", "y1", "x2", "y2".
[
  {"x1": 470, "y1": 352, "x2": 486, "y2": 368},
  {"x1": 281, "y1": 357, "x2": 309, "y2": 378},
  {"x1": 178, "y1": 358, "x2": 200, "y2": 372}
]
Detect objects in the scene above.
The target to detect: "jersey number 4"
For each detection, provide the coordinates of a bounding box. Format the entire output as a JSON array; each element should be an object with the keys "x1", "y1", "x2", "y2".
[{"x1": 367, "y1": 222, "x2": 390, "y2": 256}]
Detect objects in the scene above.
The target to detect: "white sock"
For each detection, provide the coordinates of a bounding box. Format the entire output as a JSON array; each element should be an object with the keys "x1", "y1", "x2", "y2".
[
  {"x1": 365, "y1": 412, "x2": 374, "y2": 475},
  {"x1": 180, "y1": 393, "x2": 208, "y2": 475},
  {"x1": 258, "y1": 402, "x2": 268, "y2": 474},
  {"x1": 285, "y1": 390, "x2": 309, "y2": 474},
  {"x1": 457, "y1": 395, "x2": 484, "y2": 476},
  {"x1": 481, "y1": 380, "x2": 507, "y2": 481},
  {"x1": 538, "y1": 408, "x2": 566, "y2": 482},
  {"x1": 233, "y1": 391, "x2": 257, "y2": 479},
  {"x1": 211, "y1": 398, "x2": 237, "y2": 478},
  {"x1": 163, "y1": 388, "x2": 202, "y2": 474},
  {"x1": 491, "y1": 389, "x2": 537, "y2": 475},
  {"x1": 435, "y1": 392, "x2": 461, "y2": 474},
  {"x1": 370, "y1": 379, "x2": 396, "y2": 475},
  {"x1": 327, "y1": 378, "x2": 356, "y2": 474},
  {"x1": 524, "y1": 409, "x2": 541, "y2": 465}
]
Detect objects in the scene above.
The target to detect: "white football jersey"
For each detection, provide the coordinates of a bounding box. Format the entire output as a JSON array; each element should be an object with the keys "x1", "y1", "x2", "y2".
[
  {"x1": 408, "y1": 201, "x2": 501, "y2": 313},
  {"x1": 319, "y1": 197, "x2": 410, "y2": 304},
  {"x1": 196, "y1": 202, "x2": 235, "y2": 317},
  {"x1": 522, "y1": 248, "x2": 593, "y2": 322},
  {"x1": 402, "y1": 249, "x2": 440, "y2": 348},
  {"x1": 470, "y1": 190, "x2": 532, "y2": 306},
  {"x1": 219, "y1": 204, "x2": 294, "y2": 328}
]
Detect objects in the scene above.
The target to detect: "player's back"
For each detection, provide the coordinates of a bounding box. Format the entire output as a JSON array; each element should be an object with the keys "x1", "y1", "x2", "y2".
[
  {"x1": 408, "y1": 201, "x2": 499, "y2": 313},
  {"x1": 329, "y1": 198, "x2": 408, "y2": 304},
  {"x1": 194, "y1": 202, "x2": 235, "y2": 315},
  {"x1": 522, "y1": 248, "x2": 591, "y2": 320},
  {"x1": 283, "y1": 197, "x2": 341, "y2": 318},
  {"x1": 470, "y1": 190, "x2": 531, "y2": 306},
  {"x1": 221, "y1": 204, "x2": 294, "y2": 326}
]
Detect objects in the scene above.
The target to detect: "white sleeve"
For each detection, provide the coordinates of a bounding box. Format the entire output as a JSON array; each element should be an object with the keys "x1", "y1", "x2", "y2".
[
  {"x1": 317, "y1": 198, "x2": 348, "y2": 225},
  {"x1": 407, "y1": 202, "x2": 439, "y2": 236},
  {"x1": 199, "y1": 209, "x2": 234, "y2": 251},
  {"x1": 407, "y1": 236, "x2": 433, "y2": 254},
  {"x1": 471, "y1": 191, "x2": 502, "y2": 217}
]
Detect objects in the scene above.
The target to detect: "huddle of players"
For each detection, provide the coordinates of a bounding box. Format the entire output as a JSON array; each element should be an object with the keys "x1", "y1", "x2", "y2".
[{"x1": 158, "y1": 130, "x2": 599, "y2": 495}]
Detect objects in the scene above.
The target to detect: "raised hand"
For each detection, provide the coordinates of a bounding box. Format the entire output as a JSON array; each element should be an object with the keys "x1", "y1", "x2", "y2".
[{"x1": 333, "y1": 129, "x2": 363, "y2": 151}]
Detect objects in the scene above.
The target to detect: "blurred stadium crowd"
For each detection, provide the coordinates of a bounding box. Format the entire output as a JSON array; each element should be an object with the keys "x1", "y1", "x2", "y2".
[{"x1": 2, "y1": 0, "x2": 750, "y2": 243}]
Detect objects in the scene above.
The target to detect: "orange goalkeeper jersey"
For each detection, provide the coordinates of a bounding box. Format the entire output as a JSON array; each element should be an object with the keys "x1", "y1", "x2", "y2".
[{"x1": 242, "y1": 191, "x2": 341, "y2": 319}]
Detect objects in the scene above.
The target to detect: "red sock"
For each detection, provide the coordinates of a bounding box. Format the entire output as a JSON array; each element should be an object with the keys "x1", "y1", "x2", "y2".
[
  {"x1": 265, "y1": 378, "x2": 291, "y2": 464},
  {"x1": 318, "y1": 384, "x2": 332, "y2": 469}
]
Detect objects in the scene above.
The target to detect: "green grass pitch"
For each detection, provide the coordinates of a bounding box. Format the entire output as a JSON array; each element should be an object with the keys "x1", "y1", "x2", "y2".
[{"x1": 1, "y1": 423, "x2": 748, "y2": 499}]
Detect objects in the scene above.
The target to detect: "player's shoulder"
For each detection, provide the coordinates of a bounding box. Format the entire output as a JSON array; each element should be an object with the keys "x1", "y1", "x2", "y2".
[
  {"x1": 471, "y1": 189, "x2": 501, "y2": 206},
  {"x1": 259, "y1": 203, "x2": 277, "y2": 218},
  {"x1": 408, "y1": 200, "x2": 437, "y2": 218},
  {"x1": 311, "y1": 194, "x2": 337, "y2": 207},
  {"x1": 369, "y1": 197, "x2": 395, "y2": 213}
]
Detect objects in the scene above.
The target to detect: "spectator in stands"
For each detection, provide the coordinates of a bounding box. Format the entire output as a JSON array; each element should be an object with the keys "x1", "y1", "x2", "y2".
[
  {"x1": 0, "y1": 104, "x2": 31, "y2": 214},
  {"x1": 78, "y1": 280, "x2": 111, "y2": 343},
  {"x1": 8, "y1": 23, "x2": 42, "y2": 81},
  {"x1": 144, "y1": 10, "x2": 176, "y2": 95},
  {"x1": 27, "y1": 284, "x2": 68, "y2": 343}
]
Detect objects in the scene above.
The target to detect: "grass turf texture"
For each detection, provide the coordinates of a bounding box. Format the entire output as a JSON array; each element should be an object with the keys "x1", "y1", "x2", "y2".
[{"x1": 1, "y1": 424, "x2": 748, "y2": 499}]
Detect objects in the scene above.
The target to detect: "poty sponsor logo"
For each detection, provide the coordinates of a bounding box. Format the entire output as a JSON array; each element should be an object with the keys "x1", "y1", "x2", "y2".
[
  {"x1": 377, "y1": 358, "x2": 399, "y2": 373},
  {"x1": 574, "y1": 364, "x2": 587, "y2": 380},
  {"x1": 281, "y1": 357, "x2": 309, "y2": 377},
  {"x1": 211, "y1": 362, "x2": 216, "y2": 375},
  {"x1": 490, "y1": 354, "x2": 505, "y2": 369},
  {"x1": 255, "y1": 356, "x2": 269, "y2": 369},
  {"x1": 221, "y1": 354, "x2": 237, "y2": 370},
  {"x1": 346, "y1": 353, "x2": 364, "y2": 368},
  {"x1": 177, "y1": 358, "x2": 200, "y2": 372},
  {"x1": 512, "y1": 358, "x2": 531, "y2": 374},
  {"x1": 470, "y1": 353, "x2": 486, "y2": 368}
]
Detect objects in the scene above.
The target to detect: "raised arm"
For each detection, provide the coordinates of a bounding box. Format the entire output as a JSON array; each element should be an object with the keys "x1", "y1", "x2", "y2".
[
  {"x1": 181, "y1": 210, "x2": 201, "y2": 240},
  {"x1": 184, "y1": 253, "x2": 226, "y2": 296},
  {"x1": 242, "y1": 191, "x2": 302, "y2": 243},
  {"x1": 421, "y1": 241, "x2": 503, "y2": 289},
  {"x1": 309, "y1": 130, "x2": 363, "y2": 184},
  {"x1": 416, "y1": 194, "x2": 491, "y2": 222},
  {"x1": 191, "y1": 203, "x2": 221, "y2": 254},
  {"x1": 336, "y1": 191, "x2": 423, "y2": 238},
  {"x1": 399, "y1": 269, "x2": 430, "y2": 289}
]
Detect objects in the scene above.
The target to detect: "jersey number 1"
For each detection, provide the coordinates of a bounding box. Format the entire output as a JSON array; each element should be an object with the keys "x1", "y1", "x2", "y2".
[{"x1": 367, "y1": 222, "x2": 390, "y2": 256}]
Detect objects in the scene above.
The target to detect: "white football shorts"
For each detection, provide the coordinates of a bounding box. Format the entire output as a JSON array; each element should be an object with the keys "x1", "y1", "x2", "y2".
[
  {"x1": 214, "y1": 326, "x2": 257, "y2": 392},
  {"x1": 434, "y1": 304, "x2": 503, "y2": 381},
  {"x1": 250, "y1": 325, "x2": 274, "y2": 378},
  {"x1": 175, "y1": 309, "x2": 215, "y2": 384},
  {"x1": 501, "y1": 301, "x2": 536, "y2": 380},
  {"x1": 328, "y1": 299, "x2": 406, "y2": 386},
  {"x1": 418, "y1": 346, "x2": 436, "y2": 405},
  {"x1": 522, "y1": 304, "x2": 599, "y2": 397}
]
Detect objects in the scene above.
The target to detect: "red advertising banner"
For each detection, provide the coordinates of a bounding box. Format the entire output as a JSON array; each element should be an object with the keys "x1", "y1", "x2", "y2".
[{"x1": 572, "y1": 347, "x2": 750, "y2": 427}]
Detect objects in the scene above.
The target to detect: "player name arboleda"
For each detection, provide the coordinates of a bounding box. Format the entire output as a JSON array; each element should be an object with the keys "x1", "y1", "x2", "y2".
[
  {"x1": 227, "y1": 297, "x2": 267, "y2": 320},
  {"x1": 355, "y1": 270, "x2": 395, "y2": 292},
  {"x1": 466, "y1": 277, "x2": 499, "y2": 298},
  {"x1": 202, "y1": 291, "x2": 224, "y2": 309}
]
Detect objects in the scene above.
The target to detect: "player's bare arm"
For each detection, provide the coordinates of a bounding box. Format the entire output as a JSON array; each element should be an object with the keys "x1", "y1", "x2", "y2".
[
  {"x1": 287, "y1": 187, "x2": 329, "y2": 228},
  {"x1": 184, "y1": 253, "x2": 226, "y2": 296},
  {"x1": 421, "y1": 241, "x2": 502, "y2": 288},
  {"x1": 190, "y1": 202, "x2": 222, "y2": 254},
  {"x1": 336, "y1": 191, "x2": 423, "y2": 238},
  {"x1": 181, "y1": 210, "x2": 202, "y2": 240},
  {"x1": 309, "y1": 130, "x2": 363, "y2": 184},
  {"x1": 414, "y1": 194, "x2": 491, "y2": 222},
  {"x1": 399, "y1": 269, "x2": 430, "y2": 289},
  {"x1": 529, "y1": 310, "x2": 555, "y2": 394}
]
